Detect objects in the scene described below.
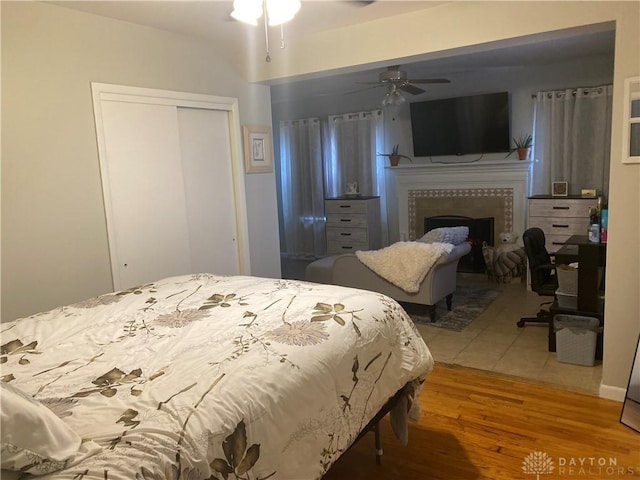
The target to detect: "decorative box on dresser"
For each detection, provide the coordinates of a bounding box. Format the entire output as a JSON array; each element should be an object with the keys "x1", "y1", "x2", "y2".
[
  {"x1": 527, "y1": 195, "x2": 598, "y2": 253},
  {"x1": 325, "y1": 196, "x2": 381, "y2": 255}
]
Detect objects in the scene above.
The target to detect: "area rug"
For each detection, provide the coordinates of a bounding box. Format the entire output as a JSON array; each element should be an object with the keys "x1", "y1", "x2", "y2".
[{"x1": 401, "y1": 284, "x2": 503, "y2": 332}]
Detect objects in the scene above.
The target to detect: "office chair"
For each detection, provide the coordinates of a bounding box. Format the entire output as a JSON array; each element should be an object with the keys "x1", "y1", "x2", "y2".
[{"x1": 517, "y1": 227, "x2": 558, "y2": 327}]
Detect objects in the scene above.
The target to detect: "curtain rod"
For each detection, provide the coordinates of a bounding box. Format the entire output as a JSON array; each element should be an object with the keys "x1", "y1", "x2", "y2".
[
  {"x1": 282, "y1": 117, "x2": 320, "y2": 126},
  {"x1": 330, "y1": 109, "x2": 382, "y2": 121},
  {"x1": 531, "y1": 85, "x2": 608, "y2": 99}
]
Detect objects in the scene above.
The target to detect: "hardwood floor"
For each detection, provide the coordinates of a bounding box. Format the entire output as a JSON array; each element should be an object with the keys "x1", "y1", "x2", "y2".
[{"x1": 324, "y1": 363, "x2": 640, "y2": 480}]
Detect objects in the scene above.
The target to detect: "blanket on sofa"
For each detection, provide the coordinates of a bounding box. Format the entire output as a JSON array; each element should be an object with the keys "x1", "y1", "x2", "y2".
[{"x1": 356, "y1": 241, "x2": 454, "y2": 293}]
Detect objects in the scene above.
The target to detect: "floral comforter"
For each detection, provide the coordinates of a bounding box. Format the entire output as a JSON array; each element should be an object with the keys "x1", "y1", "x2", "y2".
[{"x1": 1, "y1": 274, "x2": 434, "y2": 479}]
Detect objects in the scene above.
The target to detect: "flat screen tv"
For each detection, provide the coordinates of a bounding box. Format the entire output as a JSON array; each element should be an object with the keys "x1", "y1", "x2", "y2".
[{"x1": 410, "y1": 92, "x2": 510, "y2": 157}]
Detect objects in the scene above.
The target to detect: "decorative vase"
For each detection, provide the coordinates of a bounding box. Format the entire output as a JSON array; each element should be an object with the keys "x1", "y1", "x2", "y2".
[
  {"x1": 389, "y1": 154, "x2": 401, "y2": 166},
  {"x1": 517, "y1": 148, "x2": 530, "y2": 160}
]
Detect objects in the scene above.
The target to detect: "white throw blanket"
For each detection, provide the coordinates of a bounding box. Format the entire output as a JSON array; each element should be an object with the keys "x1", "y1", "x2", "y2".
[{"x1": 356, "y1": 241, "x2": 454, "y2": 293}]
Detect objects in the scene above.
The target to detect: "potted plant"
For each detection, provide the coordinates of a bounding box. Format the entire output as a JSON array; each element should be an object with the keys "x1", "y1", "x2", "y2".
[
  {"x1": 506, "y1": 134, "x2": 533, "y2": 160},
  {"x1": 378, "y1": 144, "x2": 411, "y2": 166}
]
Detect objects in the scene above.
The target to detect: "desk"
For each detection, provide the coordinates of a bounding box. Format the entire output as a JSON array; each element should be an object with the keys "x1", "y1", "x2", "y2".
[
  {"x1": 548, "y1": 235, "x2": 606, "y2": 357},
  {"x1": 562, "y1": 234, "x2": 606, "y2": 312},
  {"x1": 555, "y1": 243, "x2": 578, "y2": 267}
]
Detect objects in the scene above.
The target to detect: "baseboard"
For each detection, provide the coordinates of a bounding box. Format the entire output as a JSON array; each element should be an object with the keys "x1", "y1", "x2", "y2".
[{"x1": 599, "y1": 382, "x2": 627, "y2": 402}]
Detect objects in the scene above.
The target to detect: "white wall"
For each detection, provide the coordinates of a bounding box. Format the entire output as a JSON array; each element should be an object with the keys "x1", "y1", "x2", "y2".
[{"x1": 1, "y1": 2, "x2": 281, "y2": 322}]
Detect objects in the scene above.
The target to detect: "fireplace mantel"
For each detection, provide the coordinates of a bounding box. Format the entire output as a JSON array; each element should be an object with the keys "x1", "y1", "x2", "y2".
[
  {"x1": 385, "y1": 160, "x2": 533, "y2": 243},
  {"x1": 387, "y1": 159, "x2": 533, "y2": 177}
]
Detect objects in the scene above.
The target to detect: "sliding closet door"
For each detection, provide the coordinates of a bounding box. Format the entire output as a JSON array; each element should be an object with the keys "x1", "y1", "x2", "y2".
[
  {"x1": 177, "y1": 107, "x2": 240, "y2": 275},
  {"x1": 100, "y1": 100, "x2": 193, "y2": 289},
  {"x1": 93, "y1": 83, "x2": 250, "y2": 291}
]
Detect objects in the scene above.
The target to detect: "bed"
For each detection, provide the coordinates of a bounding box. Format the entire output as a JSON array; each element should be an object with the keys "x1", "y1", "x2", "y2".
[{"x1": 0, "y1": 273, "x2": 433, "y2": 479}]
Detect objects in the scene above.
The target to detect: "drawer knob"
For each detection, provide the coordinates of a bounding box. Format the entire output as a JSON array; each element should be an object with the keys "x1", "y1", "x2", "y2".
[
  {"x1": 552, "y1": 224, "x2": 569, "y2": 228},
  {"x1": 552, "y1": 206, "x2": 570, "y2": 210},
  {"x1": 341, "y1": 246, "x2": 353, "y2": 250},
  {"x1": 340, "y1": 233, "x2": 352, "y2": 236},
  {"x1": 340, "y1": 219, "x2": 352, "y2": 223}
]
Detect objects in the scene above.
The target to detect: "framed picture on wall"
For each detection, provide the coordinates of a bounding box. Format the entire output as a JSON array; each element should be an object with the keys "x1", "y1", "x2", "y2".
[
  {"x1": 243, "y1": 125, "x2": 273, "y2": 173},
  {"x1": 622, "y1": 76, "x2": 640, "y2": 164},
  {"x1": 552, "y1": 181, "x2": 568, "y2": 197}
]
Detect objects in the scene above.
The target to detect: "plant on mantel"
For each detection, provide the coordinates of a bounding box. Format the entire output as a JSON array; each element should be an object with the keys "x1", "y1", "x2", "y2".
[
  {"x1": 377, "y1": 144, "x2": 412, "y2": 166},
  {"x1": 505, "y1": 134, "x2": 533, "y2": 160}
]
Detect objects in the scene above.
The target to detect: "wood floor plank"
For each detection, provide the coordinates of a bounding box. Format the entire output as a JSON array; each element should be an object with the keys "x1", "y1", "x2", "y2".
[{"x1": 324, "y1": 363, "x2": 640, "y2": 480}]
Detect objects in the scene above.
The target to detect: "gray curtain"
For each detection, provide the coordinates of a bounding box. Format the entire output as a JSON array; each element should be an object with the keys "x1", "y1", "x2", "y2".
[
  {"x1": 279, "y1": 110, "x2": 387, "y2": 257},
  {"x1": 324, "y1": 110, "x2": 388, "y2": 245},
  {"x1": 279, "y1": 118, "x2": 325, "y2": 257},
  {"x1": 531, "y1": 85, "x2": 612, "y2": 197}
]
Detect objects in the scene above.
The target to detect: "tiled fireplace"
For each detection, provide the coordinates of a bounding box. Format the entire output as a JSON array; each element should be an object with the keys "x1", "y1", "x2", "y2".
[
  {"x1": 386, "y1": 160, "x2": 532, "y2": 245},
  {"x1": 409, "y1": 188, "x2": 513, "y2": 241}
]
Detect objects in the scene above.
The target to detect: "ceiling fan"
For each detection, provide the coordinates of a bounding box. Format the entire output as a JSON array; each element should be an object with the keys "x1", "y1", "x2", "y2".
[{"x1": 357, "y1": 65, "x2": 450, "y2": 105}]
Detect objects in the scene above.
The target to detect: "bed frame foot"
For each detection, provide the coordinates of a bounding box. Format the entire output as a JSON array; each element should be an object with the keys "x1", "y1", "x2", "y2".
[{"x1": 446, "y1": 293, "x2": 453, "y2": 311}]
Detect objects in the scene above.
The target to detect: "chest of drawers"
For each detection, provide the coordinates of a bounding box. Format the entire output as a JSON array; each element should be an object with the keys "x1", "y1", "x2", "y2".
[
  {"x1": 325, "y1": 196, "x2": 381, "y2": 255},
  {"x1": 527, "y1": 196, "x2": 598, "y2": 252}
]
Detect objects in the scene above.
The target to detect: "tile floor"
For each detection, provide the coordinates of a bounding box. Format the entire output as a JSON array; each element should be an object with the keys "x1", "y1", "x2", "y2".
[
  {"x1": 282, "y1": 257, "x2": 603, "y2": 396},
  {"x1": 414, "y1": 273, "x2": 603, "y2": 395}
]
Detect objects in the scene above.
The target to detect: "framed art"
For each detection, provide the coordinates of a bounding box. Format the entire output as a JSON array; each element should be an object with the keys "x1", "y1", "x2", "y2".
[
  {"x1": 552, "y1": 181, "x2": 568, "y2": 197},
  {"x1": 622, "y1": 76, "x2": 640, "y2": 164},
  {"x1": 243, "y1": 125, "x2": 273, "y2": 173}
]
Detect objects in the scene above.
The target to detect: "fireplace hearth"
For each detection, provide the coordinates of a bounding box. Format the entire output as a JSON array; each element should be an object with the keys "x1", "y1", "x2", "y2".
[{"x1": 425, "y1": 215, "x2": 494, "y2": 273}]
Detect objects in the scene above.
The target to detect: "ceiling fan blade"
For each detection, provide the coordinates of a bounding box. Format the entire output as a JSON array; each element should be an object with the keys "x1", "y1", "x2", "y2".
[
  {"x1": 399, "y1": 83, "x2": 426, "y2": 95},
  {"x1": 315, "y1": 84, "x2": 384, "y2": 97},
  {"x1": 342, "y1": 84, "x2": 385, "y2": 95},
  {"x1": 409, "y1": 78, "x2": 451, "y2": 84},
  {"x1": 347, "y1": 0, "x2": 376, "y2": 6}
]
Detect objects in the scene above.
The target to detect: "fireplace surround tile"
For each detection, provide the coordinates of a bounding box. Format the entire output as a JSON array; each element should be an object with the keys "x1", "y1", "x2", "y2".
[
  {"x1": 409, "y1": 188, "x2": 514, "y2": 242},
  {"x1": 387, "y1": 160, "x2": 531, "y2": 245}
]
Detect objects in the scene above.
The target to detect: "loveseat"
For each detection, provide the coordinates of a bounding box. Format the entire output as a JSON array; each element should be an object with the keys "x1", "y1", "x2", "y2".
[{"x1": 305, "y1": 241, "x2": 471, "y2": 322}]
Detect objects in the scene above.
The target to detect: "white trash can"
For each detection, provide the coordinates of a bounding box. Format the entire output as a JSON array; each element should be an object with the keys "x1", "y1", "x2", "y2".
[
  {"x1": 554, "y1": 315, "x2": 600, "y2": 366},
  {"x1": 556, "y1": 264, "x2": 578, "y2": 295}
]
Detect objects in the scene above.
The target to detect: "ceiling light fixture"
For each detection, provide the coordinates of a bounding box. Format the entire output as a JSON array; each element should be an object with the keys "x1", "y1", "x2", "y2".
[
  {"x1": 231, "y1": 0, "x2": 301, "y2": 62},
  {"x1": 381, "y1": 84, "x2": 406, "y2": 107}
]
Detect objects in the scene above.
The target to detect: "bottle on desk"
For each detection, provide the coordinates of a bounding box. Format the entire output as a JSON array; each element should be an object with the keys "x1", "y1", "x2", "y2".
[
  {"x1": 600, "y1": 208, "x2": 608, "y2": 244},
  {"x1": 588, "y1": 208, "x2": 600, "y2": 243}
]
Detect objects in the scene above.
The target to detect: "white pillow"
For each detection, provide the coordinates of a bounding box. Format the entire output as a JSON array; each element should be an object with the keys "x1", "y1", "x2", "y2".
[
  {"x1": 418, "y1": 229, "x2": 445, "y2": 244},
  {"x1": 1, "y1": 382, "x2": 84, "y2": 475},
  {"x1": 418, "y1": 226, "x2": 469, "y2": 245}
]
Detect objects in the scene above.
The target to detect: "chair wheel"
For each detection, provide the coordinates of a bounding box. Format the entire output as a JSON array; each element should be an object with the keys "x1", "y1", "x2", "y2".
[{"x1": 516, "y1": 320, "x2": 525, "y2": 328}]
